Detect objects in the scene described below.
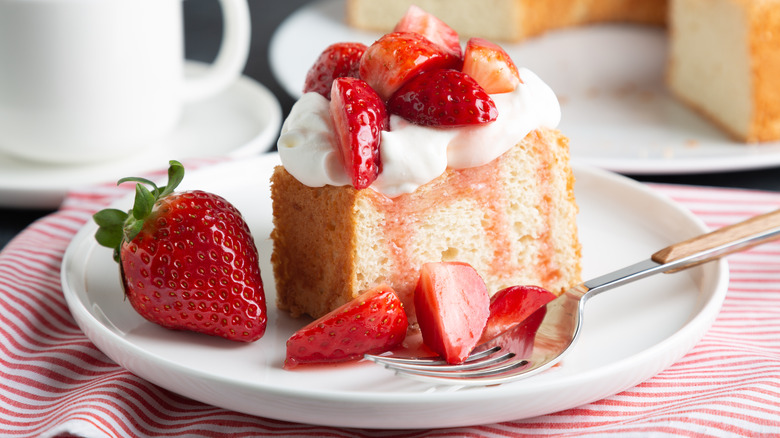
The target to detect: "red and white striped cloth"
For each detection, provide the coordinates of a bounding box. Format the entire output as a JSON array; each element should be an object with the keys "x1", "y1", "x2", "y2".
[{"x1": 2, "y1": 165, "x2": 780, "y2": 437}]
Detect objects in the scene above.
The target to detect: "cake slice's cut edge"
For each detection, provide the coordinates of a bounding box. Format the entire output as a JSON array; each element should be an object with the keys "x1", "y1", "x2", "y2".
[{"x1": 270, "y1": 127, "x2": 582, "y2": 320}]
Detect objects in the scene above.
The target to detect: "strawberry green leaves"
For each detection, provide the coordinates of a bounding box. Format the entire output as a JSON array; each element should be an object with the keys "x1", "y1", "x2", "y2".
[
  {"x1": 93, "y1": 208, "x2": 127, "y2": 261},
  {"x1": 94, "y1": 160, "x2": 186, "y2": 261}
]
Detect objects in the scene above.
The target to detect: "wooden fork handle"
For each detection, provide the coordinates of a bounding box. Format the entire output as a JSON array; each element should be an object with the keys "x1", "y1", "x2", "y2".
[{"x1": 652, "y1": 208, "x2": 780, "y2": 266}]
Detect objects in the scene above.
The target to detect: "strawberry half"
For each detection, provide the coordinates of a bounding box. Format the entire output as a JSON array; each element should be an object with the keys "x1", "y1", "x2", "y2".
[
  {"x1": 478, "y1": 285, "x2": 556, "y2": 345},
  {"x1": 414, "y1": 261, "x2": 490, "y2": 364},
  {"x1": 388, "y1": 69, "x2": 497, "y2": 127},
  {"x1": 393, "y1": 5, "x2": 462, "y2": 59},
  {"x1": 330, "y1": 77, "x2": 388, "y2": 189},
  {"x1": 303, "y1": 42, "x2": 367, "y2": 99},
  {"x1": 359, "y1": 31, "x2": 461, "y2": 101},
  {"x1": 284, "y1": 284, "x2": 408, "y2": 369},
  {"x1": 93, "y1": 161, "x2": 267, "y2": 342},
  {"x1": 462, "y1": 37, "x2": 521, "y2": 94}
]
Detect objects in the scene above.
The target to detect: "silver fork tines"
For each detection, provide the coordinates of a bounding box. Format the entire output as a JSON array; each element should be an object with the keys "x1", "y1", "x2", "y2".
[{"x1": 365, "y1": 346, "x2": 527, "y2": 379}]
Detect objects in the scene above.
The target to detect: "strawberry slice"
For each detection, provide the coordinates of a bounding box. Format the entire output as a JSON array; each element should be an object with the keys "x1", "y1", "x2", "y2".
[
  {"x1": 393, "y1": 5, "x2": 462, "y2": 58},
  {"x1": 388, "y1": 69, "x2": 497, "y2": 127},
  {"x1": 414, "y1": 262, "x2": 490, "y2": 364},
  {"x1": 359, "y1": 31, "x2": 461, "y2": 101},
  {"x1": 303, "y1": 42, "x2": 367, "y2": 99},
  {"x1": 330, "y1": 77, "x2": 388, "y2": 189},
  {"x1": 478, "y1": 285, "x2": 556, "y2": 345},
  {"x1": 475, "y1": 305, "x2": 547, "y2": 359},
  {"x1": 462, "y1": 37, "x2": 521, "y2": 94},
  {"x1": 284, "y1": 284, "x2": 408, "y2": 369}
]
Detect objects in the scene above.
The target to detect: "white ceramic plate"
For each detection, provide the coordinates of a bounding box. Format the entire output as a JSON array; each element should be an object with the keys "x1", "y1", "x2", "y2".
[
  {"x1": 62, "y1": 152, "x2": 728, "y2": 429},
  {"x1": 0, "y1": 62, "x2": 281, "y2": 209},
  {"x1": 270, "y1": 0, "x2": 780, "y2": 175}
]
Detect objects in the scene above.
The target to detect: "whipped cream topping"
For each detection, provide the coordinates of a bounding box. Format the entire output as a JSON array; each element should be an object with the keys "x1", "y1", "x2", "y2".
[{"x1": 277, "y1": 67, "x2": 561, "y2": 197}]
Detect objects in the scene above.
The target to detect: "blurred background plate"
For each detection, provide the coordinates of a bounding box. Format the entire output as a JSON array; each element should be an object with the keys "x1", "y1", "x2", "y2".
[{"x1": 270, "y1": 0, "x2": 780, "y2": 175}]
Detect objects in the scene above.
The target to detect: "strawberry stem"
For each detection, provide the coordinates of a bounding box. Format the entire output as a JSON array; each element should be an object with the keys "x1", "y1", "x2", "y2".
[{"x1": 93, "y1": 160, "x2": 185, "y2": 263}]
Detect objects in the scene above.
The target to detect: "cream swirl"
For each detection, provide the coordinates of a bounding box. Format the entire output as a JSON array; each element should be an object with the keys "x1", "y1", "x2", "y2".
[{"x1": 277, "y1": 67, "x2": 560, "y2": 198}]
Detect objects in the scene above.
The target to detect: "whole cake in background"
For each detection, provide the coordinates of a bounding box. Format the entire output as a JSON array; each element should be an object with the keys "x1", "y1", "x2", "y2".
[
  {"x1": 271, "y1": 7, "x2": 582, "y2": 321},
  {"x1": 346, "y1": 0, "x2": 667, "y2": 42},
  {"x1": 347, "y1": 0, "x2": 780, "y2": 143}
]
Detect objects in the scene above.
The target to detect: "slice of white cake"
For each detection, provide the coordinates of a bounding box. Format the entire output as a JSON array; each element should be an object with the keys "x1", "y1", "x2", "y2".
[
  {"x1": 271, "y1": 127, "x2": 581, "y2": 319},
  {"x1": 668, "y1": 0, "x2": 780, "y2": 142}
]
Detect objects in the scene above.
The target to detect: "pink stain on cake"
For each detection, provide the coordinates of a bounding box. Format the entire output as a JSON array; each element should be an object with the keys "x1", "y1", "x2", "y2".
[{"x1": 364, "y1": 132, "x2": 560, "y2": 312}]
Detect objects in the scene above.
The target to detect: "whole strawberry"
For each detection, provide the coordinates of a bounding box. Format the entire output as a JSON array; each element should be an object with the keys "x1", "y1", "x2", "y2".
[{"x1": 93, "y1": 160, "x2": 267, "y2": 342}]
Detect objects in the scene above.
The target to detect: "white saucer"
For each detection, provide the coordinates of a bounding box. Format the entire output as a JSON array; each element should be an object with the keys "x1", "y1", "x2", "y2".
[
  {"x1": 270, "y1": 0, "x2": 780, "y2": 175},
  {"x1": 0, "y1": 61, "x2": 281, "y2": 209}
]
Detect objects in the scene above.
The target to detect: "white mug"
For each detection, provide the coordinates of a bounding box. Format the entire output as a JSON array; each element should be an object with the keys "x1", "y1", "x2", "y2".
[{"x1": 0, "y1": 0, "x2": 250, "y2": 164}]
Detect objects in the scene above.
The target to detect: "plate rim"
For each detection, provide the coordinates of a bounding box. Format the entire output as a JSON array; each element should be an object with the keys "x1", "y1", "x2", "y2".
[{"x1": 60, "y1": 154, "x2": 729, "y2": 428}]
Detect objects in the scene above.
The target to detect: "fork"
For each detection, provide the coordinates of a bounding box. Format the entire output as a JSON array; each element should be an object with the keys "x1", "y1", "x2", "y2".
[{"x1": 365, "y1": 208, "x2": 780, "y2": 386}]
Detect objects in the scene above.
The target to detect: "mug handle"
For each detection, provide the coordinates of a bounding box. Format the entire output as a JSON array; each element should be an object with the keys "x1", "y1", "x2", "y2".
[{"x1": 182, "y1": 0, "x2": 251, "y2": 101}]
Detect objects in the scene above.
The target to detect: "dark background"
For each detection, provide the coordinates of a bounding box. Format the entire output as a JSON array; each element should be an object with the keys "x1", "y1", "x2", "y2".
[{"x1": 2, "y1": 0, "x2": 779, "y2": 250}]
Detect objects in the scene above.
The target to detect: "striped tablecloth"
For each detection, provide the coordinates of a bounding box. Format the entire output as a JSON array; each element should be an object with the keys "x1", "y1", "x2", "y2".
[{"x1": 2, "y1": 161, "x2": 780, "y2": 437}]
